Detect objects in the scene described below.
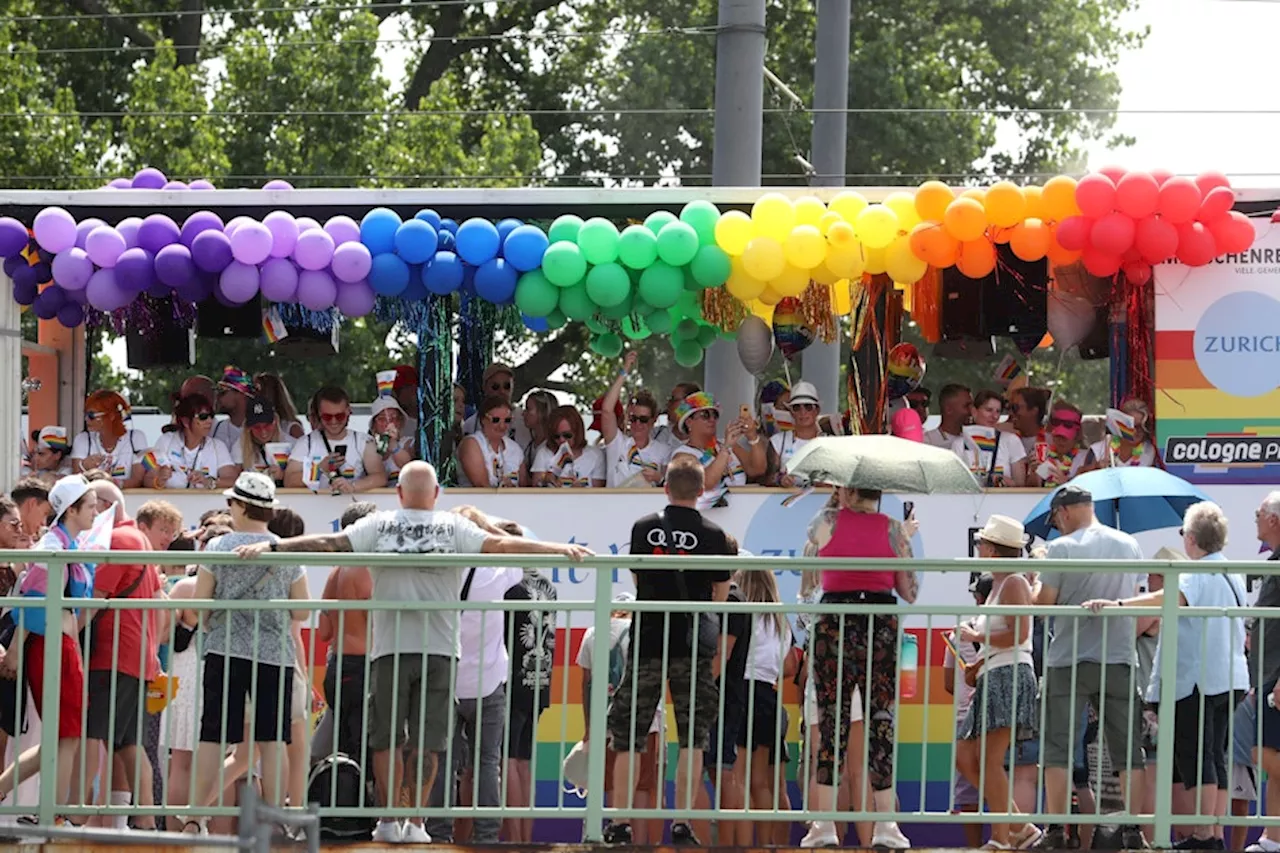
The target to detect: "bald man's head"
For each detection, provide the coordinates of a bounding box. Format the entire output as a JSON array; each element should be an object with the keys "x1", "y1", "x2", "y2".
[
  {"x1": 397, "y1": 461, "x2": 439, "y2": 510},
  {"x1": 88, "y1": 479, "x2": 127, "y2": 524}
]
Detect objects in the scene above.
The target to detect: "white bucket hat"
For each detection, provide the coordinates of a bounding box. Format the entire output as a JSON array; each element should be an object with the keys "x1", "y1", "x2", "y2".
[
  {"x1": 974, "y1": 514, "x2": 1029, "y2": 550},
  {"x1": 222, "y1": 471, "x2": 279, "y2": 509}
]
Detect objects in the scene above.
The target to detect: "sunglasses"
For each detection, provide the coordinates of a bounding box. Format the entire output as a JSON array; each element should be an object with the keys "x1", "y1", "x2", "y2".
[
  {"x1": 1049, "y1": 417, "x2": 1080, "y2": 429},
  {"x1": 694, "y1": 409, "x2": 719, "y2": 421},
  {"x1": 489, "y1": 381, "x2": 513, "y2": 392},
  {"x1": 629, "y1": 415, "x2": 652, "y2": 424},
  {"x1": 85, "y1": 411, "x2": 105, "y2": 421},
  {"x1": 489, "y1": 416, "x2": 513, "y2": 425},
  {"x1": 194, "y1": 412, "x2": 214, "y2": 421},
  {"x1": 555, "y1": 431, "x2": 575, "y2": 440},
  {"x1": 792, "y1": 403, "x2": 819, "y2": 412},
  {"x1": 319, "y1": 412, "x2": 347, "y2": 423}
]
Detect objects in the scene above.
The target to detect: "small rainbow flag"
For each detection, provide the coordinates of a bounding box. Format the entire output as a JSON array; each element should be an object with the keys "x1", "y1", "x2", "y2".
[
  {"x1": 262, "y1": 309, "x2": 288, "y2": 344},
  {"x1": 1106, "y1": 408, "x2": 1136, "y2": 442},
  {"x1": 272, "y1": 449, "x2": 290, "y2": 469},
  {"x1": 140, "y1": 450, "x2": 160, "y2": 473},
  {"x1": 964, "y1": 425, "x2": 998, "y2": 454},
  {"x1": 971, "y1": 432, "x2": 997, "y2": 454},
  {"x1": 376, "y1": 370, "x2": 397, "y2": 398},
  {"x1": 993, "y1": 355, "x2": 1022, "y2": 384},
  {"x1": 627, "y1": 445, "x2": 660, "y2": 472}
]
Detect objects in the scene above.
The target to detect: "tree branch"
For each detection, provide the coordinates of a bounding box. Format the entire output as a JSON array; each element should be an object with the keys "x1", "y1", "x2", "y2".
[
  {"x1": 71, "y1": 0, "x2": 155, "y2": 49},
  {"x1": 172, "y1": 0, "x2": 204, "y2": 67},
  {"x1": 511, "y1": 328, "x2": 585, "y2": 395}
]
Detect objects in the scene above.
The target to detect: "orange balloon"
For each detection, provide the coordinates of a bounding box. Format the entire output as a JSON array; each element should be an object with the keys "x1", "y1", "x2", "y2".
[
  {"x1": 984, "y1": 181, "x2": 1027, "y2": 228},
  {"x1": 1023, "y1": 185, "x2": 1046, "y2": 221},
  {"x1": 960, "y1": 188, "x2": 987, "y2": 205},
  {"x1": 1042, "y1": 175, "x2": 1081, "y2": 222},
  {"x1": 1045, "y1": 232, "x2": 1082, "y2": 267},
  {"x1": 908, "y1": 222, "x2": 959, "y2": 268},
  {"x1": 1038, "y1": 333, "x2": 1055, "y2": 349},
  {"x1": 914, "y1": 180, "x2": 954, "y2": 222},
  {"x1": 956, "y1": 238, "x2": 996, "y2": 278},
  {"x1": 943, "y1": 198, "x2": 987, "y2": 242},
  {"x1": 1009, "y1": 218, "x2": 1052, "y2": 262},
  {"x1": 991, "y1": 226, "x2": 1013, "y2": 245}
]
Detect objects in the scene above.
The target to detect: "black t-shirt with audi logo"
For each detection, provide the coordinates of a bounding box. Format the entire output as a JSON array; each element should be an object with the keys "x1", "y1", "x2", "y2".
[{"x1": 628, "y1": 505, "x2": 733, "y2": 660}]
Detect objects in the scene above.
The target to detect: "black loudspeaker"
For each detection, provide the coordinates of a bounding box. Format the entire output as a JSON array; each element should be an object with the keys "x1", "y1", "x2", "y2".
[
  {"x1": 933, "y1": 337, "x2": 996, "y2": 360},
  {"x1": 277, "y1": 321, "x2": 339, "y2": 358},
  {"x1": 126, "y1": 322, "x2": 194, "y2": 369},
  {"x1": 986, "y1": 246, "x2": 1048, "y2": 342},
  {"x1": 941, "y1": 265, "x2": 986, "y2": 340},
  {"x1": 196, "y1": 297, "x2": 261, "y2": 339},
  {"x1": 1078, "y1": 302, "x2": 1111, "y2": 360}
]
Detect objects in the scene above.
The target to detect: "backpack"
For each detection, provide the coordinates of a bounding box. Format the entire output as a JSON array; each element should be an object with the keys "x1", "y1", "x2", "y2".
[
  {"x1": 307, "y1": 753, "x2": 375, "y2": 841},
  {"x1": 605, "y1": 633, "x2": 627, "y2": 695}
]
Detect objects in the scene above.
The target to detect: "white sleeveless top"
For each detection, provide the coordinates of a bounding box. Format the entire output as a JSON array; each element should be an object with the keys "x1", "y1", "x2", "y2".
[
  {"x1": 457, "y1": 434, "x2": 524, "y2": 487},
  {"x1": 973, "y1": 577, "x2": 1034, "y2": 671}
]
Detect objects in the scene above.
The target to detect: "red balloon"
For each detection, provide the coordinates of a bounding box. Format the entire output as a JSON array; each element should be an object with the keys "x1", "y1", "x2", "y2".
[
  {"x1": 1098, "y1": 164, "x2": 1128, "y2": 185},
  {"x1": 1055, "y1": 215, "x2": 1092, "y2": 251},
  {"x1": 1212, "y1": 211, "x2": 1255, "y2": 255},
  {"x1": 1195, "y1": 170, "x2": 1231, "y2": 196},
  {"x1": 1081, "y1": 245, "x2": 1121, "y2": 278},
  {"x1": 1176, "y1": 221, "x2": 1217, "y2": 267},
  {"x1": 1122, "y1": 261, "x2": 1152, "y2": 286},
  {"x1": 1091, "y1": 212, "x2": 1136, "y2": 255},
  {"x1": 1157, "y1": 177, "x2": 1201, "y2": 224},
  {"x1": 1133, "y1": 216, "x2": 1178, "y2": 264},
  {"x1": 1198, "y1": 186, "x2": 1234, "y2": 223},
  {"x1": 1115, "y1": 172, "x2": 1159, "y2": 219},
  {"x1": 1122, "y1": 247, "x2": 1142, "y2": 263},
  {"x1": 1150, "y1": 168, "x2": 1174, "y2": 187},
  {"x1": 1075, "y1": 174, "x2": 1117, "y2": 219}
]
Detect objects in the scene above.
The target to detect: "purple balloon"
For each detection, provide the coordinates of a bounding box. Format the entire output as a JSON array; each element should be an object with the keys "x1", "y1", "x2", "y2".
[
  {"x1": 57, "y1": 302, "x2": 85, "y2": 328},
  {"x1": 12, "y1": 263, "x2": 38, "y2": 290},
  {"x1": 12, "y1": 274, "x2": 37, "y2": 305},
  {"x1": 32, "y1": 289, "x2": 60, "y2": 321},
  {"x1": 176, "y1": 274, "x2": 214, "y2": 304},
  {"x1": 40, "y1": 285, "x2": 68, "y2": 313},
  {"x1": 293, "y1": 229, "x2": 335, "y2": 271},
  {"x1": 64, "y1": 285, "x2": 87, "y2": 305},
  {"x1": 0, "y1": 217, "x2": 28, "y2": 258},
  {"x1": 189, "y1": 179, "x2": 215, "y2": 190},
  {"x1": 137, "y1": 214, "x2": 180, "y2": 254},
  {"x1": 32, "y1": 261, "x2": 51, "y2": 284},
  {"x1": 107, "y1": 178, "x2": 132, "y2": 190},
  {"x1": 259, "y1": 258, "x2": 299, "y2": 303},
  {"x1": 230, "y1": 220, "x2": 273, "y2": 265},
  {"x1": 116, "y1": 217, "x2": 143, "y2": 249},
  {"x1": 324, "y1": 216, "x2": 361, "y2": 246},
  {"x1": 296, "y1": 217, "x2": 321, "y2": 232},
  {"x1": 224, "y1": 216, "x2": 253, "y2": 237},
  {"x1": 33, "y1": 207, "x2": 77, "y2": 254},
  {"x1": 155, "y1": 244, "x2": 196, "y2": 288},
  {"x1": 263, "y1": 211, "x2": 299, "y2": 259},
  {"x1": 219, "y1": 261, "x2": 260, "y2": 304},
  {"x1": 4, "y1": 256, "x2": 24, "y2": 278},
  {"x1": 263, "y1": 180, "x2": 294, "y2": 191},
  {"x1": 115, "y1": 248, "x2": 155, "y2": 292},
  {"x1": 331, "y1": 241, "x2": 372, "y2": 283},
  {"x1": 51, "y1": 248, "x2": 94, "y2": 291},
  {"x1": 191, "y1": 229, "x2": 234, "y2": 273},
  {"x1": 180, "y1": 211, "x2": 223, "y2": 248},
  {"x1": 74, "y1": 218, "x2": 105, "y2": 250},
  {"x1": 86, "y1": 268, "x2": 131, "y2": 311},
  {"x1": 85, "y1": 226, "x2": 127, "y2": 268},
  {"x1": 297, "y1": 270, "x2": 337, "y2": 311},
  {"x1": 131, "y1": 168, "x2": 167, "y2": 190},
  {"x1": 335, "y1": 280, "x2": 376, "y2": 317},
  {"x1": 162, "y1": 181, "x2": 189, "y2": 191}
]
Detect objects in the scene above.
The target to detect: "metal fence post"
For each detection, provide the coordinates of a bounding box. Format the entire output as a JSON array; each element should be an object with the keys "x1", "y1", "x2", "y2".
[
  {"x1": 1152, "y1": 567, "x2": 1181, "y2": 845},
  {"x1": 36, "y1": 564, "x2": 64, "y2": 827},
  {"x1": 582, "y1": 564, "x2": 613, "y2": 841}
]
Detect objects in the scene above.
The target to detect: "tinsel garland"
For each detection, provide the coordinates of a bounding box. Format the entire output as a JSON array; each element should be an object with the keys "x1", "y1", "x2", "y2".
[
  {"x1": 458, "y1": 296, "x2": 522, "y2": 403},
  {"x1": 798, "y1": 283, "x2": 837, "y2": 344},
  {"x1": 700, "y1": 287, "x2": 747, "y2": 332},
  {"x1": 85, "y1": 293, "x2": 197, "y2": 336},
  {"x1": 417, "y1": 294, "x2": 456, "y2": 485},
  {"x1": 274, "y1": 303, "x2": 337, "y2": 333},
  {"x1": 1122, "y1": 272, "x2": 1155, "y2": 409},
  {"x1": 372, "y1": 295, "x2": 430, "y2": 330}
]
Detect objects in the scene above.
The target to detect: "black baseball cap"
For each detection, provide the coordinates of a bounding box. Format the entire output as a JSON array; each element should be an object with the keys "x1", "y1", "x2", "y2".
[
  {"x1": 1050, "y1": 484, "x2": 1093, "y2": 512},
  {"x1": 246, "y1": 396, "x2": 276, "y2": 427}
]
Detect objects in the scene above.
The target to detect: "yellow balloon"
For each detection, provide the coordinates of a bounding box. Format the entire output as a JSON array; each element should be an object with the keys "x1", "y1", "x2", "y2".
[
  {"x1": 885, "y1": 235, "x2": 927, "y2": 284},
  {"x1": 829, "y1": 190, "x2": 868, "y2": 223},
  {"x1": 714, "y1": 210, "x2": 754, "y2": 255},
  {"x1": 826, "y1": 244, "x2": 866, "y2": 280},
  {"x1": 770, "y1": 264, "x2": 810, "y2": 297},
  {"x1": 741, "y1": 236, "x2": 786, "y2": 281},
  {"x1": 757, "y1": 287, "x2": 783, "y2": 307},
  {"x1": 810, "y1": 263, "x2": 839, "y2": 286},
  {"x1": 960, "y1": 188, "x2": 986, "y2": 204},
  {"x1": 855, "y1": 204, "x2": 899, "y2": 249},
  {"x1": 830, "y1": 279, "x2": 853, "y2": 315},
  {"x1": 725, "y1": 256, "x2": 766, "y2": 301},
  {"x1": 884, "y1": 192, "x2": 921, "y2": 232},
  {"x1": 863, "y1": 245, "x2": 887, "y2": 275},
  {"x1": 793, "y1": 196, "x2": 827, "y2": 227},
  {"x1": 751, "y1": 299, "x2": 776, "y2": 322},
  {"x1": 914, "y1": 180, "x2": 955, "y2": 222},
  {"x1": 826, "y1": 220, "x2": 858, "y2": 250},
  {"x1": 751, "y1": 193, "x2": 795, "y2": 240},
  {"x1": 818, "y1": 212, "x2": 843, "y2": 235},
  {"x1": 984, "y1": 181, "x2": 1027, "y2": 228},
  {"x1": 783, "y1": 225, "x2": 826, "y2": 269}
]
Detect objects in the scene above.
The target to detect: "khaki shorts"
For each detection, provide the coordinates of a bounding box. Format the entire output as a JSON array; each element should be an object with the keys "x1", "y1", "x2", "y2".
[{"x1": 367, "y1": 653, "x2": 452, "y2": 752}]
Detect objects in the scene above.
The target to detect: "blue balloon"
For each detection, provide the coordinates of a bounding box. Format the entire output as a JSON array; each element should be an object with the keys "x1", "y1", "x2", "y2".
[
  {"x1": 437, "y1": 230, "x2": 456, "y2": 253},
  {"x1": 423, "y1": 251, "x2": 464, "y2": 295},
  {"x1": 439, "y1": 218, "x2": 459, "y2": 236},
  {"x1": 361, "y1": 207, "x2": 402, "y2": 255},
  {"x1": 401, "y1": 269, "x2": 428, "y2": 302},
  {"x1": 461, "y1": 265, "x2": 477, "y2": 297},
  {"x1": 414, "y1": 209, "x2": 442, "y2": 230},
  {"x1": 522, "y1": 314, "x2": 549, "y2": 333},
  {"x1": 502, "y1": 225, "x2": 549, "y2": 272},
  {"x1": 496, "y1": 218, "x2": 523, "y2": 243},
  {"x1": 394, "y1": 219, "x2": 439, "y2": 265},
  {"x1": 474, "y1": 258, "x2": 518, "y2": 304},
  {"x1": 368, "y1": 252, "x2": 410, "y2": 296},
  {"x1": 455, "y1": 219, "x2": 500, "y2": 265}
]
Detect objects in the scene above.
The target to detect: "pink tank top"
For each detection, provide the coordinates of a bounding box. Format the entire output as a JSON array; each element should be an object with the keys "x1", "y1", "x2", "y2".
[{"x1": 818, "y1": 509, "x2": 898, "y2": 593}]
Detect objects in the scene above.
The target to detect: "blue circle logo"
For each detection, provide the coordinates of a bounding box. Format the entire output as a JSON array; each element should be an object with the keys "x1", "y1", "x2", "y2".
[{"x1": 1193, "y1": 290, "x2": 1280, "y2": 398}]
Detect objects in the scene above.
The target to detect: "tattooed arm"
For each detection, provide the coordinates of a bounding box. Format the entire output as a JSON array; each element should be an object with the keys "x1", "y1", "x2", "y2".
[
  {"x1": 233, "y1": 532, "x2": 353, "y2": 559},
  {"x1": 890, "y1": 517, "x2": 919, "y2": 603}
]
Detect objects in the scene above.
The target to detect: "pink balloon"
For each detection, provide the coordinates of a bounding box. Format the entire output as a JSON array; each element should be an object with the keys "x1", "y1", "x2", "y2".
[
  {"x1": 1198, "y1": 186, "x2": 1234, "y2": 223},
  {"x1": 1090, "y1": 212, "x2": 1136, "y2": 256},
  {"x1": 1055, "y1": 216, "x2": 1092, "y2": 251},
  {"x1": 1157, "y1": 177, "x2": 1201, "y2": 225},
  {"x1": 1176, "y1": 222, "x2": 1217, "y2": 266},
  {"x1": 1075, "y1": 174, "x2": 1116, "y2": 219},
  {"x1": 335, "y1": 280, "x2": 376, "y2": 317},
  {"x1": 1097, "y1": 164, "x2": 1128, "y2": 185},
  {"x1": 1122, "y1": 261, "x2": 1152, "y2": 286},
  {"x1": 1195, "y1": 170, "x2": 1231, "y2": 196},
  {"x1": 1114, "y1": 172, "x2": 1159, "y2": 219},
  {"x1": 1211, "y1": 211, "x2": 1255, "y2": 255},
  {"x1": 1150, "y1": 168, "x2": 1174, "y2": 186},
  {"x1": 1081, "y1": 245, "x2": 1121, "y2": 278},
  {"x1": 1133, "y1": 216, "x2": 1178, "y2": 264}
]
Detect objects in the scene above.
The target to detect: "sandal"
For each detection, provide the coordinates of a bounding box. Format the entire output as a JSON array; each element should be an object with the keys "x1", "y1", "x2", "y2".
[
  {"x1": 1013, "y1": 824, "x2": 1044, "y2": 849},
  {"x1": 179, "y1": 817, "x2": 208, "y2": 836}
]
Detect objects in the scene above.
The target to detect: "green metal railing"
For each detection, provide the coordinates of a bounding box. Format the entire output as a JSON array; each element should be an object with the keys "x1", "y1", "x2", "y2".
[{"x1": 0, "y1": 548, "x2": 1272, "y2": 846}]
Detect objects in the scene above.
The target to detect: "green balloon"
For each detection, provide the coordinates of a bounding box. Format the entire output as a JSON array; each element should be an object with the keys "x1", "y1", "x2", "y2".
[
  {"x1": 632, "y1": 296, "x2": 652, "y2": 316},
  {"x1": 674, "y1": 339, "x2": 704, "y2": 368},
  {"x1": 585, "y1": 262, "x2": 631, "y2": 308},
  {"x1": 585, "y1": 316, "x2": 608, "y2": 334},
  {"x1": 542, "y1": 242, "x2": 588, "y2": 287},
  {"x1": 680, "y1": 200, "x2": 721, "y2": 245},
  {"x1": 676, "y1": 289, "x2": 703, "y2": 321},
  {"x1": 674, "y1": 318, "x2": 701, "y2": 341},
  {"x1": 696, "y1": 324, "x2": 719, "y2": 348},
  {"x1": 577, "y1": 217, "x2": 620, "y2": 265},
  {"x1": 690, "y1": 244, "x2": 732, "y2": 288},
  {"x1": 638, "y1": 261, "x2": 683, "y2": 309},
  {"x1": 513, "y1": 270, "x2": 559, "y2": 317},
  {"x1": 558, "y1": 280, "x2": 595, "y2": 320},
  {"x1": 599, "y1": 293, "x2": 634, "y2": 319},
  {"x1": 621, "y1": 315, "x2": 651, "y2": 340},
  {"x1": 656, "y1": 221, "x2": 699, "y2": 267},
  {"x1": 545, "y1": 308, "x2": 567, "y2": 330},
  {"x1": 548, "y1": 214, "x2": 584, "y2": 244},
  {"x1": 644, "y1": 210, "x2": 678, "y2": 236},
  {"x1": 646, "y1": 309, "x2": 673, "y2": 334},
  {"x1": 592, "y1": 332, "x2": 624, "y2": 358},
  {"x1": 683, "y1": 268, "x2": 702, "y2": 291},
  {"x1": 617, "y1": 225, "x2": 658, "y2": 270}
]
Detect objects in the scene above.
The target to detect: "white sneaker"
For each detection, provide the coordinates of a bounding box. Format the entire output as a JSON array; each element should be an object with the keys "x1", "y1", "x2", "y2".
[
  {"x1": 801, "y1": 821, "x2": 841, "y2": 848},
  {"x1": 872, "y1": 821, "x2": 911, "y2": 849},
  {"x1": 401, "y1": 822, "x2": 431, "y2": 843},
  {"x1": 1247, "y1": 841, "x2": 1280, "y2": 853},
  {"x1": 372, "y1": 820, "x2": 404, "y2": 843}
]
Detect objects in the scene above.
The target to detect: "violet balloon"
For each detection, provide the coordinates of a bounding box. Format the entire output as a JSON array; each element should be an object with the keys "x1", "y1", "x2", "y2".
[
  {"x1": 39, "y1": 285, "x2": 67, "y2": 314},
  {"x1": 86, "y1": 268, "x2": 132, "y2": 311},
  {"x1": 75, "y1": 218, "x2": 106, "y2": 250},
  {"x1": 155, "y1": 244, "x2": 197, "y2": 288},
  {"x1": 64, "y1": 286, "x2": 88, "y2": 305},
  {"x1": 191, "y1": 230, "x2": 234, "y2": 273},
  {"x1": 162, "y1": 181, "x2": 189, "y2": 191},
  {"x1": 219, "y1": 261, "x2": 260, "y2": 304},
  {"x1": 11, "y1": 264, "x2": 38, "y2": 292},
  {"x1": 33, "y1": 207, "x2": 77, "y2": 254},
  {"x1": 263, "y1": 211, "x2": 299, "y2": 259},
  {"x1": 117, "y1": 217, "x2": 143, "y2": 249},
  {"x1": 180, "y1": 211, "x2": 224, "y2": 248},
  {"x1": 51, "y1": 248, "x2": 94, "y2": 291},
  {"x1": 230, "y1": 220, "x2": 273, "y2": 265},
  {"x1": 0, "y1": 217, "x2": 27, "y2": 258},
  {"x1": 107, "y1": 178, "x2": 132, "y2": 190},
  {"x1": 297, "y1": 270, "x2": 337, "y2": 311},
  {"x1": 115, "y1": 248, "x2": 155, "y2": 292},
  {"x1": 189, "y1": 180, "x2": 215, "y2": 191},
  {"x1": 224, "y1": 216, "x2": 252, "y2": 237},
  {"x1": 131, "y1": 168, "x2": 167, "y2": 190},
  {"x1": 335, "y1": 280, "x2": 376, "y2": 317},
  {"x1": 263, "y1": 180, "x2": 294, "y2": 191},
  {"x1": 146, "y1": 280, "x2": 171, "y2": 298},
  {"x1": 4, "y1": 256, "x2": 23, "y2": 278},
  {"x1": 32, "y1": 289, "x2": 59, "y2": 321},
  {"x1": 85, "y1": 226, "x2": 127, "y2": 268},
  {"x1": 137, "y1": 214, "x2": 180, "y2": 254},
  {"x1": 56, "y1": 302, "x2": 85, "y2": 328},
  {"x1": 324, "y1": 216, "x2": 361, "y2": 246},
  {"x1": 259, "y1": 258, "x2": 300, "y2": 303},
  {"x1": 293, "y1": 228, "x2": 335, "y2": 271},
  {"x1": 12, "y1": 275, "x2": 37, "y2": 306},
  {"x1": 31, "y1": 261, "x2": 51, "y2": 284},
  {"x1": 296, "y1": 217, "x2": 321, "y2": 232},
  {"x1": 176, "y1": 274, "x2": 214, "y2": 304},
  {"x1": 331, "y1": 241, "x2": 372, "y2": 283}
]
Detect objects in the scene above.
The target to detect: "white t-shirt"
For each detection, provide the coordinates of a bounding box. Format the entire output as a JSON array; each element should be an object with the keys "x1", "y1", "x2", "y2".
[
  {"x1": 343, "y1": 508, "x2": 492, "y2": 660},
  {"x1": 770, "y1": 432, "x2": 814, "y2": 483},
  {"x1": 463, "y1": 412, "x2": 532, "y2": 450},
  {"x1": 211, "y1": 418, "x2": 242, "y2": 450},
  {"x1": 457, "y1": 434, "x2": 525, "y2": 488},
  {"x1": 457, "y1": 565, "x2": 523, "y2": 700},
  {"x1": 1089, "y1": 438, "x2": 1157, "y2": 468},
  {"x1": 531, "y1": 444, "x2": 606, "y2": 487},
  {"x1": 923, "y1": 427, "x2": 961, "y2": 449},
  {"x1": 744, "y1": 616, "x2": 790, "y2": 684},
  {"x1": 245, "y1": 435, "x2": 297, "y2": 475},
  {"x1": 288, "y1": 430, "x2": 369, "y2": 490},
  {"x1": 70, "y1": 429, "x2": 149, "y2": 483},
  {"x1": 577, "y1": 617, "x2": 664, "y2": 735},
  {"x1": 673, "y1": 443, "x2": 745, "y2": 510},
  {"x1": 604, "y1": 433, "x2": 672, "y2": 488},
  {"x1": 951, "y1": 431, "x2": 1028, "y2": 486},
  {"x1": 150, "y1": 432, "x2": 236, "y2": 489}
]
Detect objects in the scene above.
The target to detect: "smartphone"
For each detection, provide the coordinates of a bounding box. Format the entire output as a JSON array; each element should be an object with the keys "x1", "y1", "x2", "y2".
[
  {"x1": 903, "y1": 500, "x2": 915, "y2": 520},
  {"x1": 334, "y1": 444, "x2": 348, "y2": 458}
]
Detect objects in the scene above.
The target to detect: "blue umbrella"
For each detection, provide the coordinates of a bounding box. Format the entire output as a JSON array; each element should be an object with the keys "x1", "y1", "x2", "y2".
[{"x1": 1023, "y1": 466, "x2": 1212, "y2": 540}]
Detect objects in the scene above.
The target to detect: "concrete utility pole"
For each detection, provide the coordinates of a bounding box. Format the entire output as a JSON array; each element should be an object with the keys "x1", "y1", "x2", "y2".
[
  {"x1": 801, "y1": 0, "x2": 851, "y2": 410},
  {"x1": 704, "y1": 0, "x2": 767, "y2": 414}
]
